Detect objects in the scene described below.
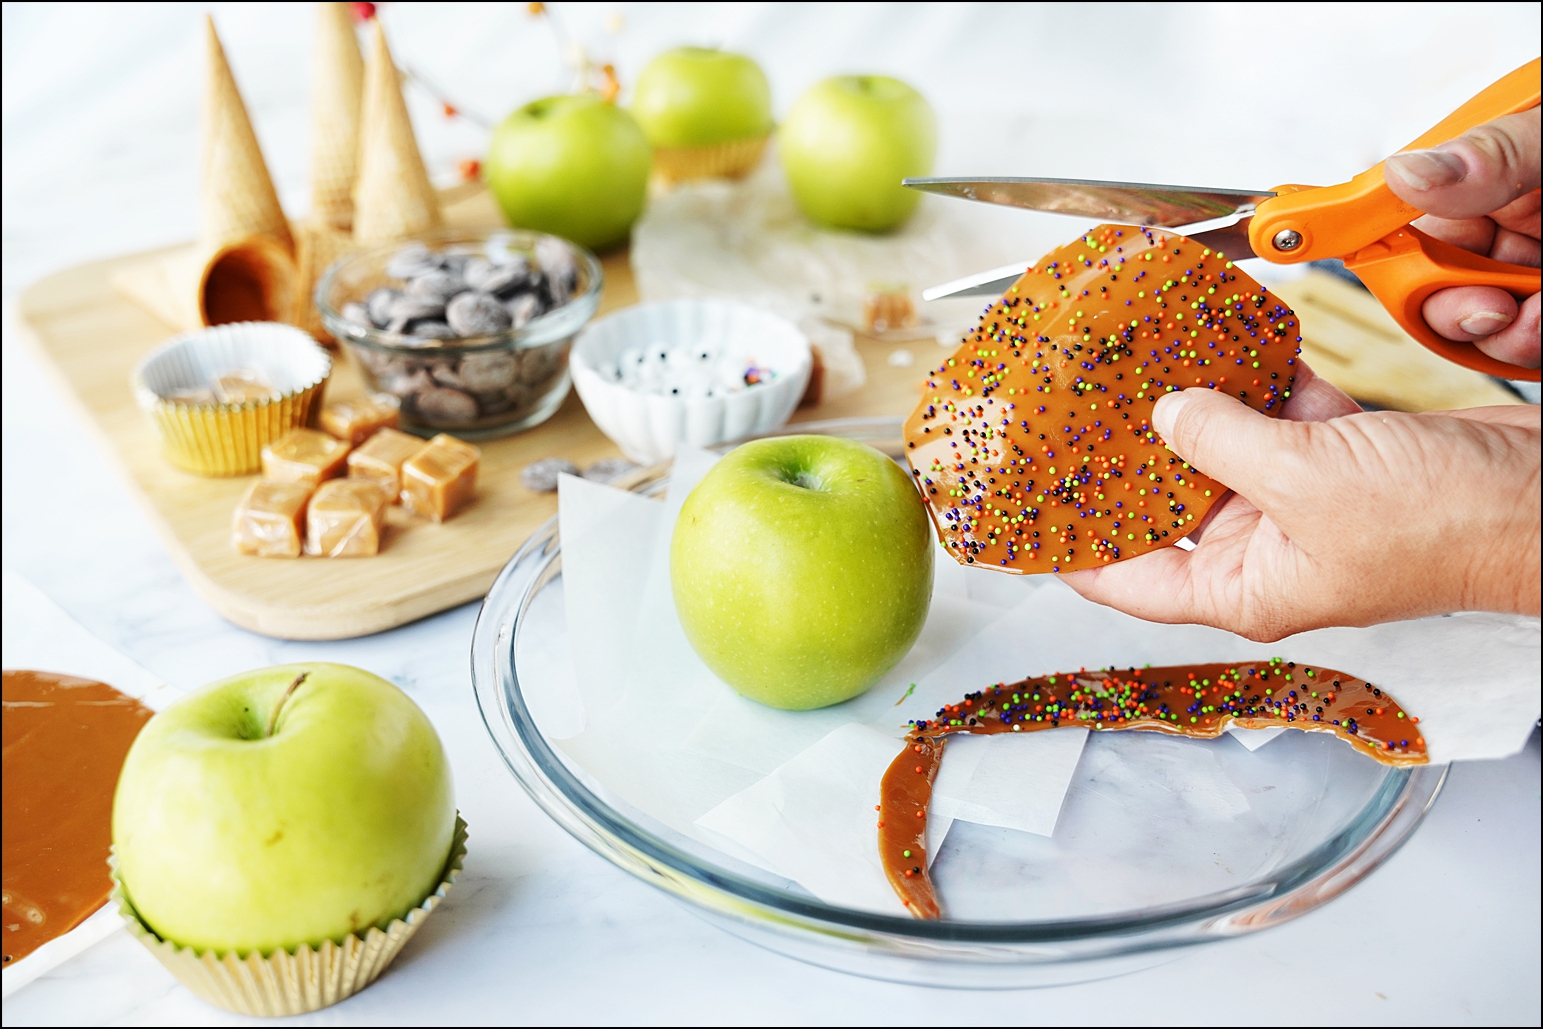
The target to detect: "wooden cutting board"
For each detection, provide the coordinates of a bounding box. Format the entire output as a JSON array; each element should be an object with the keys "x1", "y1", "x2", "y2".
[
  {"x1": 15, "y1": 187, "x2": 1519, "y2": 639},
  {"x1": 12, "y1": 190, "x2": 937, "y2": 640}
]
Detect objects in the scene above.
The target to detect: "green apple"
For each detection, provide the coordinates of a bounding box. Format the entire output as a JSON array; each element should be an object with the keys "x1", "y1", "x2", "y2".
[
  {"x1": 112, "y1": 663, "x2": 455, "y2": 955},
  {"x1": 486, "y1": 93, "x2": 651, "y2": 251},
  {"x1": 779, "y1": 75, "x2": 936, "y2": 232},
  {"x1": 632, "y1": 47, "x2": 773, "y2": 148},
  {"x1": 671, "y1": 435, "x2": 933, "y2": 710}
]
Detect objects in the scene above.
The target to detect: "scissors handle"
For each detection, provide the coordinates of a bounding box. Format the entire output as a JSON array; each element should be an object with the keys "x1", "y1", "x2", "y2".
[
  {"x1": 1347, "y1": 226, "x2": 1541, "y2": 381},
  {"x1": 1249, "y1": 58, "x2": 1541, "y2": 263}
]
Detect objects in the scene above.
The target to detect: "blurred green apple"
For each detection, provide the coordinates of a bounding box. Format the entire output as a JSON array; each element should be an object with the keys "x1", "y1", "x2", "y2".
[
  {"x1": 486, "y1": 93, "x2": 651, "y2": 251},
  {"x1": 671, "y1": 436, "x2": 934, "y2": 710},
  {"x1": 632, "y1": 47, "x2": 773, "y2": 148},
  {"x1": 112, "y1": 663, "x2": 455, "y2": 955},
  {"x1": 779, "y1": 75, "x2": 936, "y2": 232}
]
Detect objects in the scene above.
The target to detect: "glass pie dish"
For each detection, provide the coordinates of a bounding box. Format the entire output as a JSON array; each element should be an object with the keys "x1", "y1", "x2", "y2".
[{"x1": 470, "y1": 417, "x2": 1447, "y2": 988}]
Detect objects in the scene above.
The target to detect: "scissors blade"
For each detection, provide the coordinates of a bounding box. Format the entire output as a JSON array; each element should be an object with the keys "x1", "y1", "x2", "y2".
[
  {"x1": 903, "y1": 176, "x2": 1275, "y2": 227},
  {"x1": 1183, "y1": 217, "x2": 1258, "y2": 260},
  {"x1": 922, "y1": 262, "x2": 1033, "y2": 301}
]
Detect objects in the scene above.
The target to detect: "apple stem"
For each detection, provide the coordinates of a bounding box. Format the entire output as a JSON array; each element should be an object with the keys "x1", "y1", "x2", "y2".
[{"x1": 265, "y1": 672, "x2": 309, "y2": 738}]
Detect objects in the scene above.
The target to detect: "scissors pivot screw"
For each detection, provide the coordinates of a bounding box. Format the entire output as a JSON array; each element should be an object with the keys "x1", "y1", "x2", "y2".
[{"x1": 1272, "y1": 229, "x2": 1303, "y2": 252}]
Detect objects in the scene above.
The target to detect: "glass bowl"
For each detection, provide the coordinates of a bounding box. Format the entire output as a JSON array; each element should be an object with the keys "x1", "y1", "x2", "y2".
[
  {"x1": 471, "y1": 417, "x2": 1447, "y2": 988},
  {"x1": 316, "y1": 229, "x2": 602, "y2": 440}
]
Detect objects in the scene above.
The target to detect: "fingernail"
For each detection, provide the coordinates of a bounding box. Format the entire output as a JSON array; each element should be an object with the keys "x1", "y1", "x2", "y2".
[
  {"x1": 1385, "y1": 149, "x2": 1467, "y2": 190},
  {"x1": 1458, "y1": 311, "x2": 1513, "y2": 336},
  {"x1": 1152, "y1": 390, "x2": 1190, "y2": 442}
]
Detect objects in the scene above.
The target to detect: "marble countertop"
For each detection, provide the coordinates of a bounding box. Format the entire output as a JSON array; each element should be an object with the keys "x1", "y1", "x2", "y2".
[{"x1": 3, "y1": 3, "x2": 1538, "y2": 1024}]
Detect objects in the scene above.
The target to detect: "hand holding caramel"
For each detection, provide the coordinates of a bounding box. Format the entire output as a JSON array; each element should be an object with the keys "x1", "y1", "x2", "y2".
[
  {"x1": 878, "y1": 660, "x2": 1426, "y2": 919},
  {"x1": 1061, "y1": 378, "x2": 1542, "y2": 640}
]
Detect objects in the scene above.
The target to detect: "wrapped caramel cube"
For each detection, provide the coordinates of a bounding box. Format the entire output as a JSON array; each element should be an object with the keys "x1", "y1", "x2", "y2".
[
  {"x1": 306, "y1": 479, "x2": 391, "y2": 557},
  {"x1": 231, "y1": 480, "x2": 313, "y2": 558},
  {"x1": 402, "y1": 434, "x2": 479, "y2": 522},
  {"x1": 346, "y1": 428, "x2": 425, "y2": 500},
  {"x1": 261, "y1": 429, "x2": 350, "y2": 487},
  {"x1": 212, "y1": 368, "x2": 281, "y2": 404},
  {"x1": 321, "y1": 395, "x2": 400, "y2": 446}
]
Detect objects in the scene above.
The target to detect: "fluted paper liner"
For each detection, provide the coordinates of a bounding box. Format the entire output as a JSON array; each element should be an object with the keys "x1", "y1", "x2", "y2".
[
  {"x1": 651, "y1": 133, "x2": 770, "y2": 187},
  {"x1": 311, "y1": 2, "x2": 365, "y2": 231},
  {"x1": 109, "y1": 816, "x2": 467, "y2": 1017},
  {"x1": 294, "y1": 220, "x2": 360, "y2": 343},
  {"x1": 352, "y1": 20, "x2": 442, "y2": 244},
  {"x1": 132, "y1": 322, "x2": 332, "y2": 476}
]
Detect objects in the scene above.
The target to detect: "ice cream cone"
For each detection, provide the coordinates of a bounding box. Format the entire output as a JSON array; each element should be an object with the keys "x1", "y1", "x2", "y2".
[
  {"x1": 311, "y1": 2, "x2": 365, "y2": 231},
  {"x1": 200, "y1": 16, "x2": 293, "y2": 256},
  {"x1": 352, "y1": 20, "x2": 442, "y2": 245},
  {"x1": 293, "y1": 220, "x2": 360, "y2": 343},
  {"x1": 115, "y1": 17, "x2": 298, "y2": 330}
]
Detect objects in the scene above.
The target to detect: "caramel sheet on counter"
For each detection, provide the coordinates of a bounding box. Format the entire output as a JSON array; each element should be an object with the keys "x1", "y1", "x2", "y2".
[{"x1": 2, "y1": 670, "x2": 154, "y2": 965}]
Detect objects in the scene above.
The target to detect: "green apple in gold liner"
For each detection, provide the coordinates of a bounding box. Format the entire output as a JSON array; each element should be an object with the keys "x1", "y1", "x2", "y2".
[
  {"x1": 486, "y1": 93, "x2": 651, "y2": 251},
  {"x1": 672, "y1": 436, "x2": 934, "y2": 710},
  {"x1": 632, "y1": 47, "x2": 773, "y2": 149},
  {"x1": 112, "y1": 663, "x2": 454, "y2": 955},
  {"x1": 779, "y1": 75, "x2": 936, "y2": 232}
]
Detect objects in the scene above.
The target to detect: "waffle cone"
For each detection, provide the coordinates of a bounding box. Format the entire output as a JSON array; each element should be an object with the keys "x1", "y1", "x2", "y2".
[
  {"x1": 200, "y1": 16, "x2": 293, "y2": 255},
  {"x1": 352, "y1": 20, "x2": 442, "y2": 245},
  {"x1": 310, "y1": 3, "x2": 365, "y2": 231},
  {"x1": 293, "y1": 220, "x2": 359, "y2": 342}
]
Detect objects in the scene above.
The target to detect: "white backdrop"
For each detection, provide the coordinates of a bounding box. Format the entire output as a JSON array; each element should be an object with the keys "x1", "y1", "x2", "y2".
[{"x1": 3, "y1": 2, "x2": 1540, "y2": 296}]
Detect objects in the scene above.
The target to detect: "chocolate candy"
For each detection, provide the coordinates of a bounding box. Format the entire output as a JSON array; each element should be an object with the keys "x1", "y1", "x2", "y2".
[
  {"x1": 904, "y1": 225, "x2": 1301, "y2": 574},
  {"x1": 446, "y1": 291, "x2": 513, "y2": 337},
  {"x1": 521, "y1": 457, "x2": 579, "y2": 492}
]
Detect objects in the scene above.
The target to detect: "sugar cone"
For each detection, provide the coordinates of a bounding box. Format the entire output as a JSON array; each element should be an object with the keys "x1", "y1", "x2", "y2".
[
  {"x1": 293, "y1": 219, "x2": 360, "y2": 342},
  {"x1": 352, "y1": 19, "x2": 442, "y2": 244},
  {"x1": 311, "y1": 3, "x2": 365, "y2": 231},
  {"x1": 114, "y1": 18, "x2": 297, "y2": 330},
  {"x1": 200, "y1": 16, "x2": 293, "y2": 255}
]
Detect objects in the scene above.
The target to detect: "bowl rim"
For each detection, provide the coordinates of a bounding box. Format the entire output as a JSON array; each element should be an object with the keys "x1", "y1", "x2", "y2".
[
  {"x1": 570, "y1": 296, "x2": 811, "y2": 373},
  {"x1": 314, "y1": 228, "x2": 604, "y2": 355},
  {"x1": 471, "y1": 415, "x2": 1448, "y2": 972}
]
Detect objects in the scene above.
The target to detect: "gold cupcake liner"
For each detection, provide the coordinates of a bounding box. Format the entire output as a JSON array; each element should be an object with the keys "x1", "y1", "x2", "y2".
[
  {"x1": 652, "y1": 133, "x2": 770, "y2": 186},
  {"x1": 109, "y1": 814, "x2": 467, "y2": 1017},
  {"x1": 132, "y1": 322, "x2": 333, "y2": 476},
  {"x1": 149, "y1": 382, "x2": 327, "y2": 476}
]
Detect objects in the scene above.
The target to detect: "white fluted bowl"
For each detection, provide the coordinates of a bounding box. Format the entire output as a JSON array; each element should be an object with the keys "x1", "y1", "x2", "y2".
[{"x1": 570, "y1": 300, "x2": 811, "y2": 463}]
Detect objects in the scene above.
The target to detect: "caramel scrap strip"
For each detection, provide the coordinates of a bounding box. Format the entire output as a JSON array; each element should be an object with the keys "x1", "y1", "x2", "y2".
[
  {"x1": 880, "y1": 659, "x2": 1426, "y2": 920},
  {"x1": 878, "y1": 735, "x2": 944, "y2": 919}
]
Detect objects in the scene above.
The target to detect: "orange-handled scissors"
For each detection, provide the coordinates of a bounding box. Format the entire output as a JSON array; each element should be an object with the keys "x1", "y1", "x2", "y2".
[{"x1": 908, "y1": 59, "x2": 1541, "y2": 382}]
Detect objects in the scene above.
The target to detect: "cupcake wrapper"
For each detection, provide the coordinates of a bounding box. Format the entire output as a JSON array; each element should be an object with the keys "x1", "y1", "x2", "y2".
[
  {"x1": 651, "y1": 134, "x2": 770, "y2": 186},
  {"x1": 109, "y1": 814, "x2": 466, "y2": 1017},
  {"x1": 132, "y1": 322, "x2": 333, "y2": 476}
]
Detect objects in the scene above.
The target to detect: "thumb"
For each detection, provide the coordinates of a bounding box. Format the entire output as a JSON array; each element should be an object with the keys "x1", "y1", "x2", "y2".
[
  {"x1": 1384, "y1": 108, "x2": 1542, "y2": 220},
  {"x1": 1152, "y1": 387, "x2": 1295, "y2": 498}
]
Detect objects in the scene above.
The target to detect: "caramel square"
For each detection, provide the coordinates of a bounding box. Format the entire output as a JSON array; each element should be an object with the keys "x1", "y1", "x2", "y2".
[
  {"x1": 346, "y1": 428, "x2": 425, "y2": 500},
  {"x1": 262, "y1": 429, "x2": 351, "y2": 487},
  {"x1": 231, "y1": 480, "x2": 313, "y2": 558},
  {"x1": 305, "y1": 479, "x2": 391, "y2": 557},
  {"x1": 401, "y1": 434, "x2": 479, "y2": 523},
  {"x1": 321, "y1": 395, "x2": 400, "y2": 446},
  {"x1": 212, "y1": 368, "x2": 280, "y2": 404}
]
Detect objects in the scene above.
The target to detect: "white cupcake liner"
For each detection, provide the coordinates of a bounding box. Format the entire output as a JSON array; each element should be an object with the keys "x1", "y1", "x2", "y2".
[{"x1": 570, "y1": 300, "x2": 811, "y2": 463}]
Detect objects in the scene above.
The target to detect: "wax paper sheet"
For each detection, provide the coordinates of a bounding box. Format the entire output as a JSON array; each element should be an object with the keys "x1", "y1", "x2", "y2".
[{"x1": 553, "y1": 450, "x2": 1542, "y2": 913}]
